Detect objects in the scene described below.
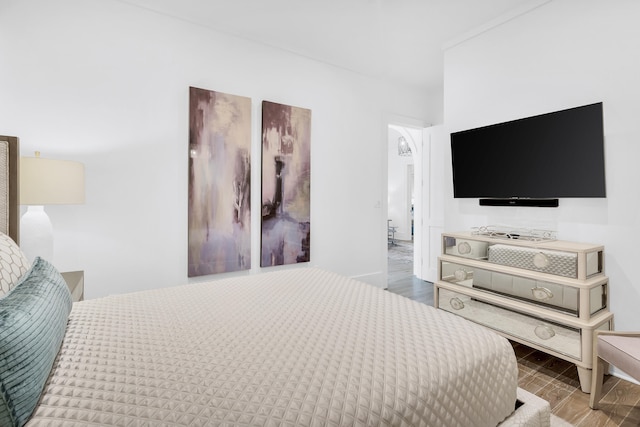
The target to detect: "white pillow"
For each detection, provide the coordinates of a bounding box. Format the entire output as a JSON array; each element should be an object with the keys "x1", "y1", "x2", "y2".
[{"x1": 0, "y1": 232, "x2": 30, "y2": 297}]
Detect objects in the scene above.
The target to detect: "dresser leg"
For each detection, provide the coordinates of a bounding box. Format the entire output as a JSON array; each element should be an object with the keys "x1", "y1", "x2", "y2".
[{"x1": 577, "y1": 366, "x2": 592, "y2": 393}]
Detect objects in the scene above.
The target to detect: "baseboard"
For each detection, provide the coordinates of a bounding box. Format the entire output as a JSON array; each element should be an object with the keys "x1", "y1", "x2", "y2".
[{"x1": 351, "y1": 271, "x2": 386, "y2": 288}]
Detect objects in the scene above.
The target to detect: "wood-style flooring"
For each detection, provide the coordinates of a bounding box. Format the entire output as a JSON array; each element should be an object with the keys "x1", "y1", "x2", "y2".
[{"x1": 386, "y1": 240, "x2": 640, "y2": 426}]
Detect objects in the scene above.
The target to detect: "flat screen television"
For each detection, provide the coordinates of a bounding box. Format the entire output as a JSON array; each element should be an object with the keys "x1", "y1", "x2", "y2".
[{"x1": 450, "y1": 102, "x2": 606, "y2": 206}]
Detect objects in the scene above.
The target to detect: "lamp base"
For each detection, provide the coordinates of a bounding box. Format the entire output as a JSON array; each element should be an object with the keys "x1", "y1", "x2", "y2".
[{"x1": 20, "y1": 205, "x2": 53, "y2": 263}]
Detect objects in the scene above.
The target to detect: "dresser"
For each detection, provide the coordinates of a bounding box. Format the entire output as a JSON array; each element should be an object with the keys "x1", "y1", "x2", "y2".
[{"x1": 435, "y1": 231, "x2": 613, "y2": 393}]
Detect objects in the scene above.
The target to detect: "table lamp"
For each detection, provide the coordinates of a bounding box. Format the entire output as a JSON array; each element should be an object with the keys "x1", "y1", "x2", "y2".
[{"x1": 19, "y1": 152, "x2": 85, "y2": 263}]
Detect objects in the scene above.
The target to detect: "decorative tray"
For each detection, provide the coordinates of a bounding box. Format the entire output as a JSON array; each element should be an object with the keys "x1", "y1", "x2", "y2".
[{"x1": 471, "y1": 225, "x2": 556, "y2": 242}]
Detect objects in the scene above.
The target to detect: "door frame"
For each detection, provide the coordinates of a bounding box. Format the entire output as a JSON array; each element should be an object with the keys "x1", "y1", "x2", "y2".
[{"x1": 382, "y1": 113, "x2": 429, "y2": 284}]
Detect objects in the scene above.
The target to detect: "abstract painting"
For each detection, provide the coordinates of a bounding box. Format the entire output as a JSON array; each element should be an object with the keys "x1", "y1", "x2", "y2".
[
  {"x1": 188, "y1": 87, "x2": 251, "y2": 276},
  {"x1": 261, "y1": 100, "x2": 311, "y2": 267}
]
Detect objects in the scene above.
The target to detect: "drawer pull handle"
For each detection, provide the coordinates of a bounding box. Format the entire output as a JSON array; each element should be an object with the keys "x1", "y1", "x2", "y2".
[
  {"x1": 457, "y1": 242, "x2": 471, "y2": 255},
  {"x1": 453, "y1": 269, "x2": 468, "y2": 281},
  {"x1": 534, "y1": 325, "x2": 556, "y2": 340},
  {"x1": 450, "y1": 297, "x2": 465, "y2": 310},
  {"x1": 531, "y1": 286, "x2": 554, "y2": 301},
  {"x1": 533, "y1": 252, "x2": 550, "y2": 268}
]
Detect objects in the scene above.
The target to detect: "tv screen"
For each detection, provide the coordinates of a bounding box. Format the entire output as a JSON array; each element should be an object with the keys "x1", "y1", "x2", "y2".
[{"x1": 450, "y1": 102, "x2": 606, "y2": 200}]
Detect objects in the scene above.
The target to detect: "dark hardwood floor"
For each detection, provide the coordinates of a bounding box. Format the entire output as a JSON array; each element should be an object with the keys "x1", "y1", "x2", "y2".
[
  {"x1": 387, "y1": 240, "x2": 433, "y2": 305},
  {"x1": 387, "y1": 240, "x2": 640, "y2": 427}
]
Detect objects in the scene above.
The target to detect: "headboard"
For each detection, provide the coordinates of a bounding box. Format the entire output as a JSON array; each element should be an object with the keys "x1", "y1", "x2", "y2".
[{"x1": 0, "y1": 135, "x2": 19, "y2": 243}]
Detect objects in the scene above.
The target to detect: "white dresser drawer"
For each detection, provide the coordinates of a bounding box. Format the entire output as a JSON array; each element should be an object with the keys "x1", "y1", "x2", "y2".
[
  {"x1": 443, "y1": 236, "x2": 489, "y2": 260},
  {"x1": 439, "y1": 260, "x2": 608, "y2": 317},
  {"x1": 471, "y1": 267, "x2": 578, "y2": 314},
  {"x1": 442, "y1": 233, "x2": 603, "y2": 280},
  {"x1": 438, "y1": 288, "x2": 582, "y2": 360}
]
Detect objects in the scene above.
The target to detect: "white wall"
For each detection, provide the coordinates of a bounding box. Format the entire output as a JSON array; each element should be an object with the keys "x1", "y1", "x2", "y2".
[
  {"x1": 443, "y1": 0, "x2": 640, "y2": 333},
  {"x1": 0, "y1": 0, "x2": 433, "y2": 297}
]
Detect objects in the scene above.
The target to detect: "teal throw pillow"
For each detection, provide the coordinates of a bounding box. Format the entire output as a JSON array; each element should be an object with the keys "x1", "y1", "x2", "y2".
[{"x1": 0, "y1": 257, "x2": 72, "y2": 427}]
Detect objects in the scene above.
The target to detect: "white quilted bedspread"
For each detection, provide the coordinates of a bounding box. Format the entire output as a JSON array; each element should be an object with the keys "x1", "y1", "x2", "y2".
[{"x1": 27, "y1": 268, "x2": 517, "y2": 426}]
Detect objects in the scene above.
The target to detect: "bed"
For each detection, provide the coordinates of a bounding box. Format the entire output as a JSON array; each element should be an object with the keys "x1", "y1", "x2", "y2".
[{"x1": 0, "y1": 138, "x2": 550, "y2": 426}]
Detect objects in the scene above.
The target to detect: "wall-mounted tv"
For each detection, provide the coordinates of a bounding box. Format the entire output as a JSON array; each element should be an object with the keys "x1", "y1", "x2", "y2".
[{"x1": 450, "y1": 102, "x2": 606, "y2": 207}]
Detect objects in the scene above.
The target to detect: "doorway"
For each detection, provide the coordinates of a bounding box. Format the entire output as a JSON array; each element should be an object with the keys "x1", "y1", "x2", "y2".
[
  {"x1": 386, "y1": 124, "x2": 430, "y2": 302},
  {"x1": 383, "y1": 118, "x2": 444, "y2": 297},
  {"x1": 387, "y1": 126, "x2": 416, "y2": 245}
]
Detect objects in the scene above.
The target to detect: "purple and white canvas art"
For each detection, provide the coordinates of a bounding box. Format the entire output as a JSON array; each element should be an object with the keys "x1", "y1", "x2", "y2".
[
  {"x1": 188, "y1": 87, "x2": 251, "y2": 276},
  {"x1": 261, "y1": 100, "x2": 311, "y2": 267}
]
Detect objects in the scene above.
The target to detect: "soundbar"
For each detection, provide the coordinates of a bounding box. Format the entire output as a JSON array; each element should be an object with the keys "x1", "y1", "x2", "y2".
[{"x1": 479, "y1": 198, "x2": 559, "y2": 208}]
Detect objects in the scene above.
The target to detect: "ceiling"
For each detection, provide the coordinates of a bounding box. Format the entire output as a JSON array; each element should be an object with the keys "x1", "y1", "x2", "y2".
[{"x1": 118, "y1": 0, "x2": 548, "y2": 91}]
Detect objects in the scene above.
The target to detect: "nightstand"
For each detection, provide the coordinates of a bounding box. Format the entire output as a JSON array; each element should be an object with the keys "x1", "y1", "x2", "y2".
[{"x1": 61, "y1": 270, "x2": 84, "y2": 302}]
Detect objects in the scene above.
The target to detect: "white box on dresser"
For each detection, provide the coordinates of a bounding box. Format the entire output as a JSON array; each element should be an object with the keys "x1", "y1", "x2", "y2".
[{"x1": 435, "y1": 231, "x2": 613, "y2": 393}]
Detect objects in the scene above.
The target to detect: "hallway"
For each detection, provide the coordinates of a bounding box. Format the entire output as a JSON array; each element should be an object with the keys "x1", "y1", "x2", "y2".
[{"x1": 386, "y1": 239, "x2": 434, "y2": 305}]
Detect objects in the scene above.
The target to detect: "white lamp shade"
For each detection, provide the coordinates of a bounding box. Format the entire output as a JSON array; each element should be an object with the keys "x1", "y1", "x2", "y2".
[{"x1": 20, "y1": 156, "x2": 85, "y2": 205}]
